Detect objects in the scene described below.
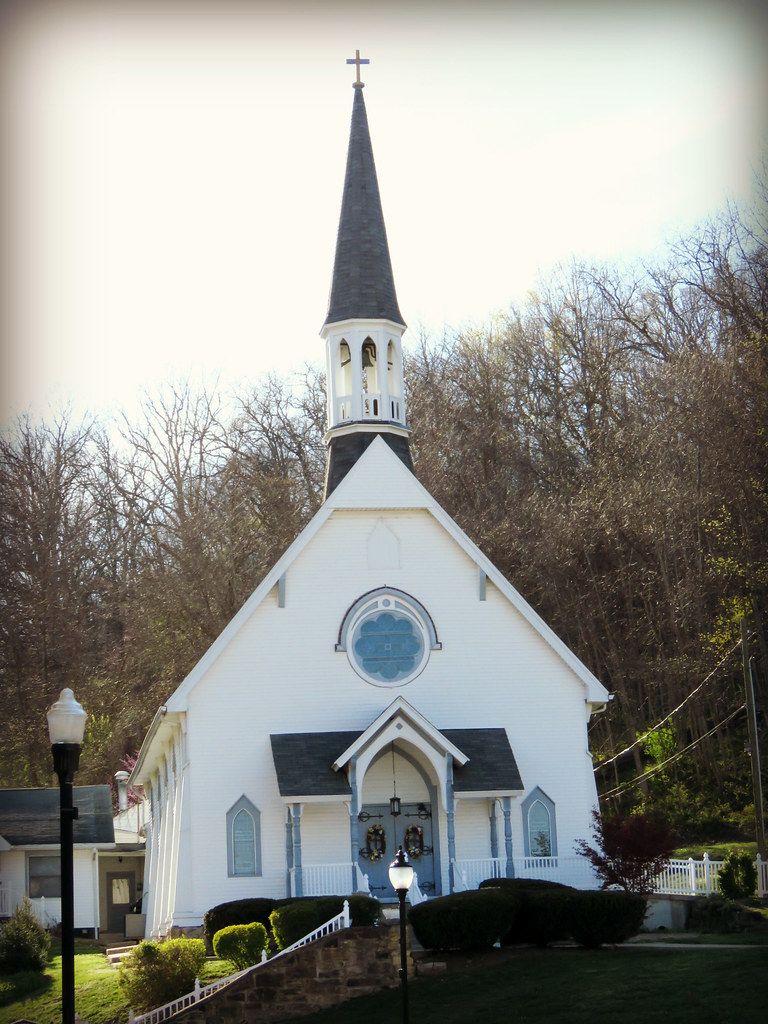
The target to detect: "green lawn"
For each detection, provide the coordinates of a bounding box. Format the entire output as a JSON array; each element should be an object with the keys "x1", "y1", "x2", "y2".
[
  {"x1": 2, "y1": 944, "x2": 766, "y2": 1024},
  {"x1": 286, "y1": 948, "x2": 768, "y2": 1024},
  {"x1": 673, "y1": 841, "x2": 758, "y2": 859},
  {"x1": 0, "y1": 944, "x2": 237, "y2": 1024}
]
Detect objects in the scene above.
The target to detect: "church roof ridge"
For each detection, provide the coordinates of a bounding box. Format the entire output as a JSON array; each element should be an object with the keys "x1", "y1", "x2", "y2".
[
  {"x1": 324, "y1": 86, "x2": 405, "y2": 327},
  {"x1": 159, "y1": 439, "x2": 609, "y2": 719}
]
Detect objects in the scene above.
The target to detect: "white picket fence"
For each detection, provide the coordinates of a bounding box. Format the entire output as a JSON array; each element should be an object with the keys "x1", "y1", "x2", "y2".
[
  {"x1": 654, "y1": 854, "x2": 768, "y2": 897},
  {"x1": 452, "y1": 854, "x2": 768, "y2": 897},
  {"x1": 127, "y1": 900, "x2": 352, "y2": 1024}
]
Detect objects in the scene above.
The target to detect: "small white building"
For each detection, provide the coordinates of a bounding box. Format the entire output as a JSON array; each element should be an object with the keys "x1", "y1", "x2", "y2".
[
  {"x1": 131, "y1": 74, "x2": 610, "y2": 939},
  {"x1": 0, "y1": 784, "x2": 144, "y2": 937}
]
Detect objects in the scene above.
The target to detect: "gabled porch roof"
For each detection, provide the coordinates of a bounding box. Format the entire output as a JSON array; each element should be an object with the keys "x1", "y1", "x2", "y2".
[{"x1": 270, "y1": 726, "x2": 523, "y2": 802}]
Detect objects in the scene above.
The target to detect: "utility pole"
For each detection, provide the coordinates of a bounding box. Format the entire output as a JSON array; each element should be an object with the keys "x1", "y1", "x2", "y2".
[{"x1": 742, "y1": 617, "x2": 766, "y2": 858}]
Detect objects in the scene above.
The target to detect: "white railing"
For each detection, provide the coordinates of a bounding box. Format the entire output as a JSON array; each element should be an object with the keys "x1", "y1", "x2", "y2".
[
  {"x1": 336, "y1": 395, "x2": 353, "y2": 421},
  {"x1": 452, "y1": 857, "x2": 506, "y2": 891},
  {"x1": 291, "y1": 862, "x2": 370, "y2": 897},
  {"x1": 409, "y1": 872, "x2": 428, "y2": 905},
  {"x1": 452, "y1": 854, "x2": 767, "y2": 897},
  {"x1": 129, "y1": 901, "x2": 351, "y2": 1024},
  {"x1": 29, "y1": 896, "x2": 62, "y2": 927},
  {"x1": 0, "y1": 888, "x2": 18, "y2": 917}
]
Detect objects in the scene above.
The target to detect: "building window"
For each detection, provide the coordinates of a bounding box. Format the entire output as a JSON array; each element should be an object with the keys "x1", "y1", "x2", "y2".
[
  {"x1": 28, "y1": 855, "x2": 61, "y2": 898},
  {"x1": 521, "y1": 787, "x2": 557, "y2": 857},
  {"x1": 226, "y1": 796, "x2": 262, "y2": 877},
  {"x1": 337, "y1": 589, "x2": 440, "y2": 688}
]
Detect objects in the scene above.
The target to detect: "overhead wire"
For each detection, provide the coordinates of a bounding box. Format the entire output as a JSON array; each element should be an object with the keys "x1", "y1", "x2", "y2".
[
  {"x1": 593, "y1": 635, "x2": 747, "y2": 773},
  {"x1": 600, "y1": 703, "x2": 747, "y2": 801}
]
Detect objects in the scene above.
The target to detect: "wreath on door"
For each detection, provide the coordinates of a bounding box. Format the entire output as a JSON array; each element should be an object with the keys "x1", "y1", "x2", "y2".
[
  {"x1": 360, "y1": 823, "x2": 386, "y2": 861},
  {"x1": 404, "y1": 824, "x2": 424, "y2": 859}
]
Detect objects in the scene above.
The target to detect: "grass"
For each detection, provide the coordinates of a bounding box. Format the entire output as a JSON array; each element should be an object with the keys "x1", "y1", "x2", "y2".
[
  {"x1": 286, "y1": 947, "x2": 768, "y2": 1024},
  {"x1": 2, "y1": 942, "x2": 766, "y2": 1024},
  {"x1": 0, "y1": 943, "x2": 126, "y2": 1024},
  {"x1": 0, "y1": 943, "x2": 237, "y2": 1024},
  {"x1": 673, "y1": 841, "x2": 758, "y2": 859},
  {"x1": 632, "y1": 930, "x2": 768, "y2": 945}
]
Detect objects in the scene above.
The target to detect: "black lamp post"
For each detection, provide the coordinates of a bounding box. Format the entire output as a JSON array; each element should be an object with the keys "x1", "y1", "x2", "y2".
[
  {"x1": 388, "y1": 846, "x2": 414, "y2": 1024},
  {"x1": 47, "y1": 688, "x2": 87, "y2": 1024}
]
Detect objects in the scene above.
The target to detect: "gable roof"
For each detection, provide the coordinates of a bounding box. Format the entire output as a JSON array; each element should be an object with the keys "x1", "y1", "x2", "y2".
[
  {"x1": 270, "y1": 727, "x2": 523, "y2": 799},
  {"x1": 0, "y1": 786, "x2": 115, "y2": 846},
  {"x1": 164, "y1": 438, "x2": 609, "y2": 713},
  {"x1": 331, "y1": 697, "x2": 469, "y2": 771}
]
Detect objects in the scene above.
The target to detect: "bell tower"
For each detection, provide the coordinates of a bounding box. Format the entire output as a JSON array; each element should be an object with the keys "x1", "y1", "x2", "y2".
[{"x1": 322, "y1": 56, "x2": 413, "y2": 497}]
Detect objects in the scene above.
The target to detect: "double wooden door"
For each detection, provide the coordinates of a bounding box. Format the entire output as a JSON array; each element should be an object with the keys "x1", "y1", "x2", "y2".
[{"x1": 357, "y1": 802, "x2": 436, "y2": 898}]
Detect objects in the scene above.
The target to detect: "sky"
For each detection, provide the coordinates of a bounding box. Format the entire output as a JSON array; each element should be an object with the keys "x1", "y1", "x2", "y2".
[{"x1": 1, "y1": 0, "x2": 766, "y2": 427}]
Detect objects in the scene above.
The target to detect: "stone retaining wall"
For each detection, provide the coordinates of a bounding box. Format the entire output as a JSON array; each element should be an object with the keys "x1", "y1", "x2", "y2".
[{"x1": 171, "y1": 923, "x2": 407, "y2": 1023}]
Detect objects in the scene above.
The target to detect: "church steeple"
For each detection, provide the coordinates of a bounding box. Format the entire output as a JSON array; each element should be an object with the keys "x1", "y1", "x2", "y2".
[{"x1": 322, "y1": 60, "x2": 413, "y2": 498}]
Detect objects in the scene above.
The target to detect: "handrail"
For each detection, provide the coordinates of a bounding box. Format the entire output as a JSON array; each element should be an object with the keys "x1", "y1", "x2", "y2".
[{"x1": 127, "y1": 901, "x2": 351, "y2": 1024}]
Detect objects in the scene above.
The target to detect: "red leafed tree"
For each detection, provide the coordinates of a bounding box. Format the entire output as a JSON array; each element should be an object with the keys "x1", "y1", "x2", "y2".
[{"x1": 575, "y1": 809, "x2": 677, "y2": 895}]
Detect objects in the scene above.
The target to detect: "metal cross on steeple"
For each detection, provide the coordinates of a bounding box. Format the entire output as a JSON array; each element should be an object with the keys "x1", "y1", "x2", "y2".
[{"x1": 346, "y1": 49, "x2": 370, "y2": 88}]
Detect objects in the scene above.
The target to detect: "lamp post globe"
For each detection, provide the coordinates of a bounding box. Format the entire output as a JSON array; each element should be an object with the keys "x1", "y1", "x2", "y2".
[
  {"x1": 388, "y1": 845, "x2": 414, "y2": 893},
  {"x1": 47, "y1": 688, "x2": 87, "y2": 1024},
  {"x1": 47, "y1": 688, "x2": 87, "y2": 745},
  {"x1": 389, "y1": 846, "x2": 414, "y2": 1024}
]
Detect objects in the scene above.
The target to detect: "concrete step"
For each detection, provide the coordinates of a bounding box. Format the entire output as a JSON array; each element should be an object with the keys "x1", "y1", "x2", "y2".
[{"x1": 105, "y1": 943, "x2": 137, "y2": 966}]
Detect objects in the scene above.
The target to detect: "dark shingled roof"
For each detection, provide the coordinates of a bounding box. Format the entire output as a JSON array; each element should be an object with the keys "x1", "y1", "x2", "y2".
[
  {"x1": 324, "y1": 87, "x2": 405, "y2": 327},
  {"x1": 270, "y1": 728, "x2": 523, "y2": 797},
  {"x1": 443, "y1": 729, "x2": 523, "y2": 792},
  {"x1": 0, "y1": 786, "x2": 115, "y2": 846}
]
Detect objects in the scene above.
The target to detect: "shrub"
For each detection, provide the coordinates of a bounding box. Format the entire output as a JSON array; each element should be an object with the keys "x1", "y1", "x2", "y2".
[
  {"x1": 204, "y1": 894, "x2": 379, "y2": 949},
  {"x1": 718, "y1": 850, "x2": 757, "y2": 900},
  {"x1": 502, "y1": 890, "x2": 576, "y2": 947},
  {"x1": 408, "y1": 890, "x2": 516, "y2": 951},
  {"x1": 213, "y1": 921, "x2": 268, "y2": 969},
  {"x1": 204, "y1": 898, "x2": 280, "y2": 948},
  {"x1": 689, "y1": 894, "x2": 768, "y2": 933},
  {"x1": 270, "y1": 901, "x2": 327, "y2": 951},
  {"x1": 569, "y1": 891, "x2": 647, "y2": 948},
  {"x1": 118, "y1": 937, "x2": 207, "y2": 1012},
  {"x1": 575, "y1": 809, "x2": 676, "y2": 895},
  {"x1": 0, "y1": 899, "x2": 51, "y2": 972},
  {"x1": 479, "y1": 877, "x2": 575, "y2": 893}
]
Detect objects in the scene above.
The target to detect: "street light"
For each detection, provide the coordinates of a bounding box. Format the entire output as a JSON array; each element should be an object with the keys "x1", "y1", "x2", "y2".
[
  {"x1": 47, "y1": 688, "x2": 87, "y2": 1024},
  {"x1": 388, "y1": 846, "x2": 414, "y2": 1024}
]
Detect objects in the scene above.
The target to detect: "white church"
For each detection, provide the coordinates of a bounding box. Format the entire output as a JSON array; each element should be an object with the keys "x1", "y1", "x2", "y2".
[{"x1": 131, "y1": 65, "x2": 610, "y2": 938}]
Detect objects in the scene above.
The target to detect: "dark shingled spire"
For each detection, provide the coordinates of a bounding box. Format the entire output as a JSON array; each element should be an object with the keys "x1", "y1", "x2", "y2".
[{"x1": 324, "y1": 87, "x2": 405, "y2": 327}]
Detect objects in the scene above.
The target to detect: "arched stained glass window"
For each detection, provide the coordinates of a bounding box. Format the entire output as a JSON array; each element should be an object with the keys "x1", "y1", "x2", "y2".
[
  {"x1": 528, "y1": 801, "x2": 552, "y2": 857},
  {"x1": 226, "y1": 796, "x2": 262, "y2": 877},
  {"x1": 521, "y1": 787, "x2": 557, "y2": 857},
  {"x1": 232, "y1": 810, "x2": 256, "y2": 876}
]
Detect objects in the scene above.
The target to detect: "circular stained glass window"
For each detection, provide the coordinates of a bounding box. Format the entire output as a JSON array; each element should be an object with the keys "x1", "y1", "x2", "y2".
[{"x1": 347, "y1": 596, "x2": 431, "y2": 686}]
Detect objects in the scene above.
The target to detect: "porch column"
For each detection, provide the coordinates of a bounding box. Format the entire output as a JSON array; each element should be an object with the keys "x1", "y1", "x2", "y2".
[
  {"x1": 285, "y1": 808, "x2": 294, "y2": 897},
  {"x1": 502, "y1": 797, "x2": 515, "y2": 878},
  {"x1": 348, "y1": 760, "x2": 360, "y2": 892},
  {"x1": 291, "y1": 804, "x2": 303, "y2": 897},
  {"x1": 489, "y1": 799, "x2": 499, "y2": 859},
  {"x1": 445, "y1": 754, "x2": 456, "y2": 893}
]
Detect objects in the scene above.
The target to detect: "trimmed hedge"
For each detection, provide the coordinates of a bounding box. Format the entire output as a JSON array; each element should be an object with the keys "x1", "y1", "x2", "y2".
[
  {"x1": 213, "y1": 921, "x2": 269, "y2": 969},
  {"x1": 204, "y1": 898, "x2": 281, "y2": 947},
  {"x1": 269, "y1": 896, "x2": 380, "y2": 951},
  {"x1": 205, "y1": 895, "x2": 380, "y2": 949},
  {"x1": 502, "y1": 890, "x2": 576, "y2": 947},
  {"x1": 569, "y1": 891, "x2": 647, "y2": 948},
  {"x1": 408, "y1": 890, "x2": 516, "y2": 951},
  {"x1": 479, "y1": 877, "x2": 576, "y2": 893}
]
